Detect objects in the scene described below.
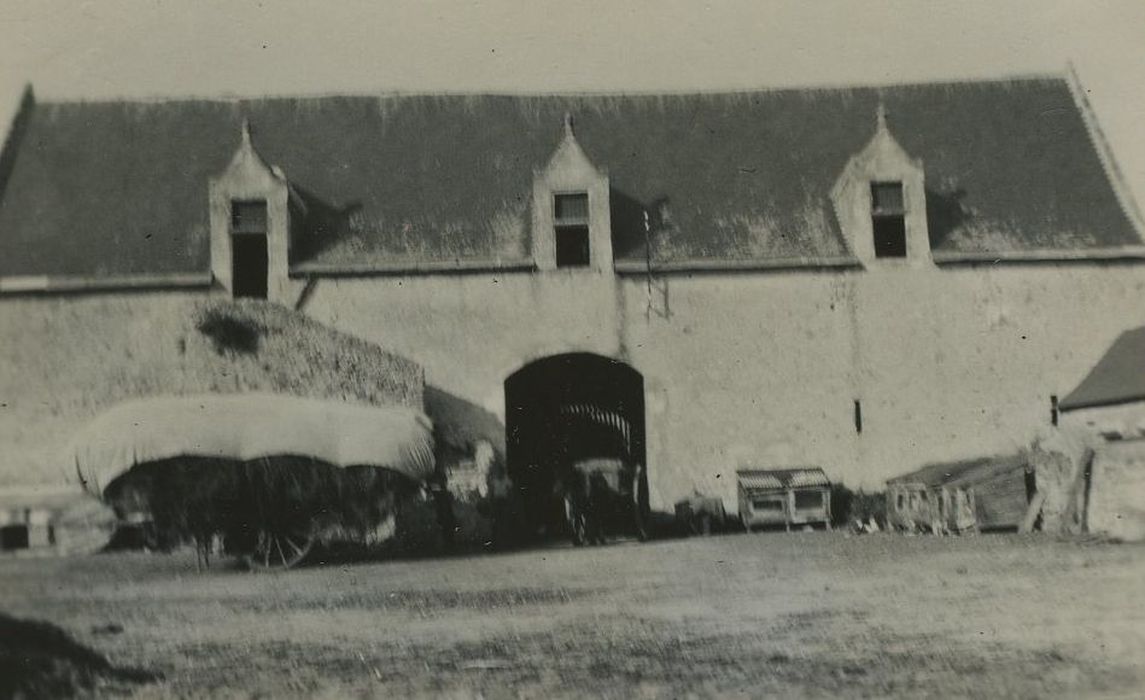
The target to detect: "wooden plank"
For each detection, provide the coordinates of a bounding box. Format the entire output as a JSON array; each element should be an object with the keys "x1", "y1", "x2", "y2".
[{"x1": 1019, "y1": 490, "x2": 1047, "y2": 533}]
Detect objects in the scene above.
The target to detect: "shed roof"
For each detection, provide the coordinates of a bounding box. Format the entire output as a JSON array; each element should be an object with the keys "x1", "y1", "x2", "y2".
[
  {"x1": 887, "y1": 454, "x2": 1027, "y2": 488},
  {"x1": 737, "y1": 468, "x2": 830, "y2": 490},
  {"x1": 1, "y1": 76, "x2": 1140, "y2": 278},
  {"x1": 1060, "y1": 326, "x2": 1145, "y2": 411}
]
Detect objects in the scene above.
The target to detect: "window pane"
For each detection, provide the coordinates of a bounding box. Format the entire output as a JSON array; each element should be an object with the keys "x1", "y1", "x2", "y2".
[
  {"x1": 554, "y1": 193, "x2": 589, "y2": 223},
  {"x1": 231, "y1": 200, "x2": 268, "y2": 233},
  {"x1": 794, "y1": 491, "x2": 824, "y2": 509},
  {"x1": 871, "y1": 182, "x2": 904, "y2": 214},
  {"x1": 555, "y1": 225, "x2": 590, "y2": 267},
  {"x1": 752, "y1": 498, "x2": 784, "y2": 511}
]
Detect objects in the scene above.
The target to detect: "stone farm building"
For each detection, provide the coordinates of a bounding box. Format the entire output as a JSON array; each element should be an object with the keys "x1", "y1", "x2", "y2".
[{"x1": 2, "y1": 72, "x2": 1145, "y2": 519}]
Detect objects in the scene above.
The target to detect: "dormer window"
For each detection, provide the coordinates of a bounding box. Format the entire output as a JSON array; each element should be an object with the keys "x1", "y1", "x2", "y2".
[
  {"x1": 871, "y1": 181, "x2": 907, "y2": 258},
  {"x1": 830, "y1": 107, "x2": 929, "y2": 267},
  {"x1": 531, "y1": 114, "x2": 611, "y2": 271},
  {"x1": 209, "y1": 120, "x2": 294, "y2": 302},
  {"x1": 553, "y1": 192, "x2": 590, "y2": 268},
  {"x1": 230, "y1": 199, "x2": 268, "y2": 299}
]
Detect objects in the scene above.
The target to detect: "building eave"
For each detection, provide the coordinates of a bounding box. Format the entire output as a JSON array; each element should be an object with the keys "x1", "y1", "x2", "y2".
[
  {"x1": 0, "y1": 273, "x2": 213, "y2": 296},
  {"x1": 1059, "y1": 396, "x2": 1145, "y2": 413},
  {"x1": 613, "y1": 256, "x2": 862, "y2": 275},
  {"x1": 931, "y1": 246, "x2": 1145, "y2": 266},
  {"x1": 289, "y1": 259, "x2": 537, "y2": 278}
]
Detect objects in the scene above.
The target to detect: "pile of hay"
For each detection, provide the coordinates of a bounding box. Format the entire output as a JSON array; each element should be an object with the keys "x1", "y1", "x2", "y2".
[
  {"x1": 78, "y1": 301, "x2": 436, "y2": 552},
  {"x1": 2, "y1": 296, "x2": 425, "y2": 487},
  {"x1": 186, "y1": 299, "x2": 423, "y2": 407},
  {"x1": 1022, "y1": 427, "x2": 1101, "y2": 535},
  {"x1": 0, "y1": 613, "x2": 157, "y2": 698}
]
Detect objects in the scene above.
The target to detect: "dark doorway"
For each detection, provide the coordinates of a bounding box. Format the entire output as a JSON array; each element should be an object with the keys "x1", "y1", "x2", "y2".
[
  {"x1": 872, "y1": 216, "x2": 907, "y2": 258},
  {"x1": 232, "y1": 235, "x2": 269, "y2": 299},
  {"x1": 0, "y1": 524, "x2": 29, "y2": 550},
  {"x1": 231, "y1": 199, "x2": 269, "y2": 299},
  {"x1": 555, "y1": 226, "x2": 590, "y2": 267},
  {"x1": 504, "y1": 353, "x2": 647, "y2": 540},
  {"x1": 871, "y1": 181, "x2": 907, "y2": 258},
  {"x1": 553, "y1": 192, "x2": 591, "y2": 268}
]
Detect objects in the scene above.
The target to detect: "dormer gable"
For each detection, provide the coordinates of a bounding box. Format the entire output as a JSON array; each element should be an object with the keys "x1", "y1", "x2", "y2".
[
  {"x1": 831, "y1": 105, "x2": 930, "y2": 267},
  {"x1": 530, "y1": 114, "x2": 612, "y2": 271},
  {"x1": 208, "y1": 120, "x2": 293, "y2": 302}
]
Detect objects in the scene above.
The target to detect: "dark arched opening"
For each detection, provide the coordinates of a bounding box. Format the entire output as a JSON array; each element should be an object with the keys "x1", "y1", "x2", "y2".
[{"x1": 504, "y1": 352, "x2": 647, "y2": 541}]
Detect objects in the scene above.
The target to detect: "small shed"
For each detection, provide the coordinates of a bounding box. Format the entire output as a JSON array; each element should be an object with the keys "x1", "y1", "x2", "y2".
[
  {"x1": 0, "y1": 486, "x2": 117, "y2": 556},
  {"x1": 1034, "y1": 326, "x2": 1145, "y2": 541},
  {"x1": 886, "y1": 455, "x2": 1030, "y2": 533},
  {"x1": 736, "y1": 468, "x2": 831, "y2": 531}
]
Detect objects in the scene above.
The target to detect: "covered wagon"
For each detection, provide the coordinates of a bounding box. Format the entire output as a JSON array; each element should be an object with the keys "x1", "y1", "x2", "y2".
[
  {"x1": 560, "y1": 456, "x2": 647, "y2": 546},
  {"x1": 69, "y1": 392, "x2": 436, "y2": 568}
]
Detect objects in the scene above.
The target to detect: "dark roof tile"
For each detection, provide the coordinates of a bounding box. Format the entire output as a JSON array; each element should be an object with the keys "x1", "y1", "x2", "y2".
[{"x1": 1, "y1": 78, "x2": 1139, "y2": 277}]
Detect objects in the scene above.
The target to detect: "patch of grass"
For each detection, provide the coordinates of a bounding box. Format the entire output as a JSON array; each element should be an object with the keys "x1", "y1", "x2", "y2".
[
  {"x1": 4, "y1": 534, "x2": 1143, "y2": 697},
  {"x1": 241, "y1": 587, "x2": 591, "y2": 614}
]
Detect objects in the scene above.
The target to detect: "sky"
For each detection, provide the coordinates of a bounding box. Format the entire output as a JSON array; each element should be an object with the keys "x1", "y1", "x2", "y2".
[{"x1": 2, "y1": 0, "x2": 1144, "y2": 210}]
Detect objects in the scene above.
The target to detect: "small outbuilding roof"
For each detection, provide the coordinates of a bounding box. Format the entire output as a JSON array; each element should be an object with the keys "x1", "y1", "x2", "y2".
[
  {"x1": 737, "y1": 467, "x2": 830, "y2": 490},
  {"x1": 887, "y1": 454, "x2": 1027, "y2": 488},
  {"x1": 1059, "y1": 326, "x2": 1145, "y2": 411}
]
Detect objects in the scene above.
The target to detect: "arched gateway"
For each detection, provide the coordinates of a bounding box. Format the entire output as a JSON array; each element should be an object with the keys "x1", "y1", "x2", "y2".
[{"x1": 504, "y1": 353, "x2": 649, "y2": 540}]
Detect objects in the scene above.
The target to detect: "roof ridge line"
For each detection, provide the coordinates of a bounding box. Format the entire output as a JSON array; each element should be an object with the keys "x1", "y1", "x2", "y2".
[{"x1": 30, "y1": 72, "x2": 1070, "y2": 106}]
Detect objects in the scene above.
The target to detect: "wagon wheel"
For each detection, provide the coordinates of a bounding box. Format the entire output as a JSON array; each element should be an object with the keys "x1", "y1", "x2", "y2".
[
  {"x1": 245, "y1": 522, "x2": 314, "y2": 570},
  {"x1": 632, "y1": 501, "x2": 650, "y2": 542},
  {"x1": 564, "y1": 495, "x2": 587, "y2": 547},
  {"x1": 630, "y1": 481, "x2": 651, "y2": 542},
  {"x1": 627, "y1": 465, "x2": 651, "y2": 542}
]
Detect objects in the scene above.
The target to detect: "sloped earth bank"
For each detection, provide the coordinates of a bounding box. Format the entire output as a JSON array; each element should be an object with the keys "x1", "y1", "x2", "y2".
[
  {"x1": 0, "y1": 613, "x2": 158, "y2": 698},
  {"x1": 1, "y1": 533, "x2": 1143, "y2": 697}
]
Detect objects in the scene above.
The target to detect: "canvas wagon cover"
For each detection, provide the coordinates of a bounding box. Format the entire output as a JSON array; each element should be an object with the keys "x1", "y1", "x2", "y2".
[{"x1": 69, "y1": 393, "x2": 435, "y2": 495}]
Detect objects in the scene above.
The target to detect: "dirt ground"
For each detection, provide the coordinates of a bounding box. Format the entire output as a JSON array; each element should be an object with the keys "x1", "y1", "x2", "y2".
[{"x1": 2, "y1": 532, "x2": 1144, "y2": 698}]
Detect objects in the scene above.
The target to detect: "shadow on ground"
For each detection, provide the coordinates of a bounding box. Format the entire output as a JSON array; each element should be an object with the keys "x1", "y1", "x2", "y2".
[{"x1": 0, "y1": 612, "x2": 160, "y2": 698}]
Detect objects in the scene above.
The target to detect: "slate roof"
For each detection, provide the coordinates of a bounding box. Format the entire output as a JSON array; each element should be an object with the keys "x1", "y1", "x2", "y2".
[
  {"x1": 737, "y1": 468, "x2": 830, "y2": 490},
  {"x1": 887, "y1": 454, "x2": 1027, "y2": 488},
  {"x1": 1060, "y1": 326, "x2": 1145, "y2": 411},
  {"x1": 0, "y1": 76, "x2": 1141, "y2": 278}
]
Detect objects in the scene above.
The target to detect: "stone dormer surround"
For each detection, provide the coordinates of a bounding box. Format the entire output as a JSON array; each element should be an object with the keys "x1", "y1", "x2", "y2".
[
  {"x1": 208, "y1": 121, "x2": 293, "y2": 302},
  {"x1": 831, "y1": 106, "x2": 930, "y2": 267},
  {"x1": 531, "y1": 114, "x2": 612, "y2": 272}
]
